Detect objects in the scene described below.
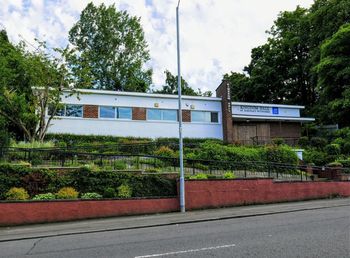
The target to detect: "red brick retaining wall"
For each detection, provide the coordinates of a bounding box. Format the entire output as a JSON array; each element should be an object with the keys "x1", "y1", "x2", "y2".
[
  {"x1": 1, "y1": 179, "x2": 350, "y2": 226},
  {"x1": 184, "y1": 179, "x2": 350, "y2": 210},
  {"x1": 0, "y1": 198, "x2": 179, "y2": 226}
]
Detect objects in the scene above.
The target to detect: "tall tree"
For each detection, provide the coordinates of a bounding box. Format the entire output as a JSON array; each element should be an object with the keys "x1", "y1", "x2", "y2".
[
  {"x1": 67, "y1": 2, "x2": 152, "y2": 92},
  {"x1": 154, "y1": 70, "x2": 212, "y2": 97},
  {"x1": 0, "y1": 30, "x2": 69, "y2": 142},
  {"x1": 316, "y1": 24, "x2": 350, "y2": 126}
]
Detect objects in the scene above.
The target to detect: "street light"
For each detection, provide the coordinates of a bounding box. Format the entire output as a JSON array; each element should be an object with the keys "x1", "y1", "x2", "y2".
[{"x1": 176, "y1": 0, "x2": 185, "y2": 213}]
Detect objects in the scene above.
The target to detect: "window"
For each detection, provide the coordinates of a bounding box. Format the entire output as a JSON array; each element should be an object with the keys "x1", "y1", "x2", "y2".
[
  {"x1": 100, "y1": 106, "x2": 115, "y2": 118},
  {"x1": 147, "y1": 109, "x2": 177, "y2": 121},
  {"x1": 191, "y1": 111, "x2": 219, "y2": 123},
  {"x1": 162, "y1": 110, "x2": 177, "y2": 121},
  {"x1": 117, "y1": 107, "x2": 132, "y2": 119},
  {"x1": 48, "y1": 105, "x2": 64, "y2": 117},
  {"x1": 99, "y1": 106, "x2": 132, "y2": 119},
  {"x1": 65, "y1": 105, "x2": 83, "y2": 117}
]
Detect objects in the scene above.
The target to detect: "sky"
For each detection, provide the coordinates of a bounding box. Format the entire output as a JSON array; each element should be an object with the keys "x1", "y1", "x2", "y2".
[{"x1": 0, "y1": 0, "x2": 314, "y2": 93}]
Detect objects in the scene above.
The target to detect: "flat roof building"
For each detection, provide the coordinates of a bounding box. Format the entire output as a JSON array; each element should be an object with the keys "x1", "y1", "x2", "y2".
[{"x1": 46, "y1": 81, "x2": 314, "y2": 145}]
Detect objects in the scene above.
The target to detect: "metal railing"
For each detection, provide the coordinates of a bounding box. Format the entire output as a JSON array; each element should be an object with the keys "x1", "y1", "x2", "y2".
[{"x1": 1, "y1": 146, "x2": 347, "y2": 181}]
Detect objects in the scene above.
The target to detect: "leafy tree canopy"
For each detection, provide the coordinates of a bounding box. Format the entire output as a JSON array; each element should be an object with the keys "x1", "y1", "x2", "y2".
[
  {"x1": 67, "y1": 2, "x2": 152, "y2": 92},
  {"x1": 154, "y1": 70, "x2": 212, "y2": 97}
]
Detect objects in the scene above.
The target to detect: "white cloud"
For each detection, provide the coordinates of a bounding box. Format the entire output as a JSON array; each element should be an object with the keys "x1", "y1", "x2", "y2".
[{"x1": 0, "y1": 0, "x2": 314, "y2": 93}]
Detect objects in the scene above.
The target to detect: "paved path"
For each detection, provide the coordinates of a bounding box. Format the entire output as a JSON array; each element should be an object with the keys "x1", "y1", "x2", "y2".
[{"x1": 0, "y1": 199, "x2": 349, "y2": 257}]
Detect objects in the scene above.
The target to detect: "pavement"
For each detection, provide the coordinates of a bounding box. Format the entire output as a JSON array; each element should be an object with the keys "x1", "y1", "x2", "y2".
[{"x1": 0, "y1": 198, "x2": 349, "y2": 242}]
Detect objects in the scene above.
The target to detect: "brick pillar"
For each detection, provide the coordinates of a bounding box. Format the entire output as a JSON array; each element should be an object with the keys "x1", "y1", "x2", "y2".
[
  {"x1": 83, "y1": 105, "x2": 98, "y2": 118},
  {"x1": 132, "y1": 107, "x2": 146, "y2": 120},
  {"x1": 216, "y1": 80, "x2": 233, "y2": 144}
]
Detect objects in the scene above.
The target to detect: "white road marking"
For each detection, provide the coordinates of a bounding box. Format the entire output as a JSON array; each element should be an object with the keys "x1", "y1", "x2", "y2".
[{"x1": 134, "y1": 244, "x2": 236, "y2": 258}]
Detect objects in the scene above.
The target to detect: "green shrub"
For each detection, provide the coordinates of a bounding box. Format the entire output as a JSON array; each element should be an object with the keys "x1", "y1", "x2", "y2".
[
  {"x1": 81, "y1": 192, "x2": 103, "y2": 199},
  {"x1": 223, "y1": 172, "x2": 236, "y2": 179},
  {"x1": 56, "y1": 187, "x2": 79, "y2": 199},
  {"x1": 0, "y1": 164, "x2": 31, "y2": 199},
  {"x1": 272, "y1": 138, "x2": 285, "y2": 145},
  {"x1": 327, "y1": 162, "x2": 343, "y2": 167},
  {"x1": 298, "y1": 136, "x2": 309, "y2": 147},
  {"x1": 5, "y1": 187, "x2": 29, "y2": 200},
  {"x1": 117, "y1": 184, "x2": 132, "y2": 198},
  {"x1": 103, "y1": 187, "x2": 117, "y2": 198},
  {"x1": 310, "y1": 137, "x2": 328, "y2": 149},
  {"x1": 32, "y1": 193, "x2": 56, "y2": 200},
  {"x1": 336, "y1": 158, "x2": 350, "y2": 167},
  {"x1": 113, "y1": 160, "x2": 127, "y2": 170},
  {"x1": 325, "y1": 144, "x2": 341, "y2": 156},
  {"x1": 189, "y1": 173, "x2": 208, "y2": 179},
  {"x1": 303, "y1": 149, "x2": 327, "y2": 166},
  {"x1": 265, "y1": 145, "x2": 298, "y2": 164},
  {"x1": 154, "y1": 146, "x2": 175, "y2": 158}
]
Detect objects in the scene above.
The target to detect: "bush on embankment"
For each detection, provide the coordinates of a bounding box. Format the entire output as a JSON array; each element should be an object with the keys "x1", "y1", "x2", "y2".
[{"x1": 0, "y1": 164, "x2": 177, "y2": 200}]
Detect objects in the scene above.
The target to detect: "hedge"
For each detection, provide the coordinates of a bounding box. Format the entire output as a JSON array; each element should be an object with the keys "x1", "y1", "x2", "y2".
[{"x1": 0, "y1": 164, "x2": 177, "y2": 200}]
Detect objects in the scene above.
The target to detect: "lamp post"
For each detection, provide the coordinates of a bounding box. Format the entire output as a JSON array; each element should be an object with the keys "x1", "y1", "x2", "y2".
[{"x1": 176, "y1": 0, "x2": 185, "y2": 213}]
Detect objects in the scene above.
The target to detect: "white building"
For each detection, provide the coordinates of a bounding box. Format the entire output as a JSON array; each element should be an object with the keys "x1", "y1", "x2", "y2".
[{"x1": 47, "y1": 82, "x2": 315, "y2": 144}]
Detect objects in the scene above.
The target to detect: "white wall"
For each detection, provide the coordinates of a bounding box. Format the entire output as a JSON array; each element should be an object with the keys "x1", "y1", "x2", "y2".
[{"x1": 47, "y1": 91, "x2": 223, "y2": 139}]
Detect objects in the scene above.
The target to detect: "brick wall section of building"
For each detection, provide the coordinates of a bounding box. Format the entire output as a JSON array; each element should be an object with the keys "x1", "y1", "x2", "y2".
[
  {"x1": 182, "y1": 110, "x2": 191, "y2": 122},
  {"x1": 132, "y1": 107, "x2": 146, "y2": 120},
  {"x1": 216, "y1": 80, "x2": 233, "y2": 143},
  {"x1": 83, "y1": 105, "x2": 98, "y2": 118}
]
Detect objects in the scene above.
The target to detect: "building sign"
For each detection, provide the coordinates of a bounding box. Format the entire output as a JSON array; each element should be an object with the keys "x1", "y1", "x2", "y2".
[
  {"x1": 232, "y1": 104, "x2": 300, "y2": 118},
  {"x1": 272, "y1": 107, "x2": 279, "y2": 114},
  {"x1": 239, "y1": 105, "x2": 270, "y2": 114}
]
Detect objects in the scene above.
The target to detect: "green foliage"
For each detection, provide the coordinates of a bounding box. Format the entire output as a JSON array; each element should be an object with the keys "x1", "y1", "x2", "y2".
[
  {"x1": 56, "y1": 187, "x2": 79, "y2": 199},
  {"x1": 81, "y1": 192, "x2": 103, "y2": 199},
  {"x1": 298, "y1": 136, "x2": 309, "y2": 148},
  {"x1": 316, "y1": 23, "x2": 350, "y2": 126},
  {"x1": 265, "y1": 145, "x2": 298, "y2": 164},
  {"x1": 189, "y1": 173, "x2": 208, "y2": 180},
  {"x1": 310, "y1": 137, "x2": 328, "y2": 149},
  {"x1": 67, "y1": 2, "x2": 152, "y2": 92},
  {"x1": 113, "y1": 160, "x2": 127, "y2": 170},
  {"x1": 5, "y1": 187, "x2": 29, "y2": 200},
  {"x1": 154, "y1": 146, "x2": 175, "y2": 158},
  {"x1": 103, "y1": 187, "x2": 117, "y2": 198},
  {"x1": 117, "y1": 184, "x2": 132, "y2": 198},
  {"x1": 325, "y1": 144, "x2": 341, "y2": 156},
  {"x1": 32, "y1": 193, "x2": 56, "y2": 200},
  {"x1": 272, "y1": 138, "x2": 285, "y2": 146},
  {"x1": 153, "y1": 70, "x2": 211, "y2": 97},
  {"x1": 327, "y1": 161, "x2": 343, "y2": 167},
  {"x1": 0, "y1": 29, "x2": 71, "y2": 142},
  {"x1": 303, "y1": 149, "x2": 328, "y2": 166},
  {"x1": 223, "y1": 172, "x2": 236, "y2": 179}
]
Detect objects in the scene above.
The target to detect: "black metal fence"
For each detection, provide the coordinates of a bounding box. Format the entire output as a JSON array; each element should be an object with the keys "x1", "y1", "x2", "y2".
[{"x1": 1, "y1": 146, "x2": 347, "y2": 181}]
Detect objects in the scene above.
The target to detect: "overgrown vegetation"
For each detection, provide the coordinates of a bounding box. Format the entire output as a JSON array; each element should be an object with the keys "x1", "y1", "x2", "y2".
[{"x1": 0, "y1": 164, "x2": 177, "y2": 200}]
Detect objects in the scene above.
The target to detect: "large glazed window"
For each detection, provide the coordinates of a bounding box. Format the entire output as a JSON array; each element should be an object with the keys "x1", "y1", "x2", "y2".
[
  {"x1": 191, "y1": 111, "x2": 219, "y2": 123},
  {"x1": 117, "y1": 107, "x2": 132, "y2": 119},
  {"x1": 147, "y1": 109, "x2": 177, "y2": 121},
  {"x1": 99, "y1": 106, "x2": 115, "y2": 118},
  {"x1": 65, "y1": 105, "x2": 83, "y2": 117}
]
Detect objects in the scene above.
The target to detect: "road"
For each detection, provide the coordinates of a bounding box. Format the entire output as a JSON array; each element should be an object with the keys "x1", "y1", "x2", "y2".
[{"x1": 1, "y1": 205, "x2": 349, "y2": 258}]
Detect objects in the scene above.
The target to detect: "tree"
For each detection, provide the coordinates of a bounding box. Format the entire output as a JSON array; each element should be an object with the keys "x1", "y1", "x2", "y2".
[
  {"x1": 223, "y1": 72, "x2": 253, "y2": 101},
  {"x1": 67, "y1": 2, "x2": 152, "y2": 92},
  {"x1": 316, "y1": 24, "x2": 350, "y2": 126},
  {"x1": 154, "y1": 70, "x2": 212, "y2": 97},
  {"x1": 0, "y1": 30, "x2": 69, "y2": 142}
]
